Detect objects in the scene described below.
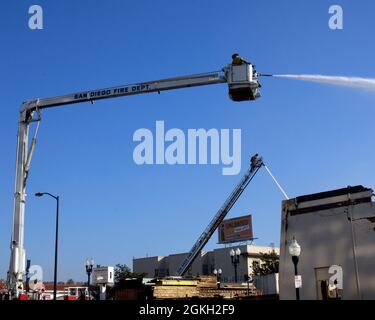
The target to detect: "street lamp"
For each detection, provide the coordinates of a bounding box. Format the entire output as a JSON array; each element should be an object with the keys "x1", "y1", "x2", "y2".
[
  {"x1": 230, "y1": 248, "x2": 241, "y2": 282},
  {"x1": 213, "y1": 268, "x2": 222, "y2": 288},
  {"x1": 85, "y1": 258, "x2": 94, "y2": 300},
  {"x1": 35, "y1": 192, "x2": 59, "y2": 301},
  {"x1": 289, "y1": 236, "x2": 301, "y2": 300},
  {"x1": 245, "y1": 274, "x2": 252, "y2": 296}
]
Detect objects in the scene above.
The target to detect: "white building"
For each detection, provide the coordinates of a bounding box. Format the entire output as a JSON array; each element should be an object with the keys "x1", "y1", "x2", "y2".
[
  {"x1": 279, "y1": 185, "x2": 375, "y2": 300},
  {"x1": 133, "y1": 244, "x2": 279, "y2": 283}
]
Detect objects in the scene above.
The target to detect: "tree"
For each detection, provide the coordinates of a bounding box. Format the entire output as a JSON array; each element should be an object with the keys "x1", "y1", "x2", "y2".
[
  {"x1": 66, "y1": 279, "x2": 75, "y2": 285},
  {"x1": 252, "y1": 250, "x2": 279, "y2": 276},
  {"x1": 114, "y1": 264, "x2": 146, "y2": 284}
]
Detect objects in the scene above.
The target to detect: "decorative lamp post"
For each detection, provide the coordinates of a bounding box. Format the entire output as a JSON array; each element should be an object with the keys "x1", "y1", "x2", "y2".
[
  {"x1": 289, "y1": 237, "x2": 301, "y2": 300},
  {"x1": 230, "y1": 248, "x2": 241, "y2": 282},
  {"x1": 85, "y1": 258, "x2": 94, "y2": 300},
  {"x1": 213, "y1": 268, "x2": 222, "y2": 288}
]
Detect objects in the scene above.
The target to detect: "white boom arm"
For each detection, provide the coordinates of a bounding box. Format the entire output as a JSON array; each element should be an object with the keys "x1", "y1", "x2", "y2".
[
  {"x1": 21, "y1": 71, "x2": 225, "y2": 111},
  {"x1": 8, "y1": 63, "x2": 261, "y2": 296}
]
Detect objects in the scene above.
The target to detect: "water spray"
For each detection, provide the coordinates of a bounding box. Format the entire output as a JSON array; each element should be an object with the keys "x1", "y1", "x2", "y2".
[{"x1": 258, "y1": 73, "x2": 375, "y2": 91}]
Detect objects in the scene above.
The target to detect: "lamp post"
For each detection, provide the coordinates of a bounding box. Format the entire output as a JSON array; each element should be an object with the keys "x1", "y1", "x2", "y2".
[
  {"x1": 289, "y1": 237, "x2": 301, "y2": 300},
  {"x1": 230, "y1": 248, "x2": 241, "y2": 283},
  {"x1": 85, "y1": 259, "x2": 94, "y2": 300},
  {"x1": 245, "y1": 274, "x2": 252, "y2": 296},
  {"x1": 213, "y1": 268, "x2": 222, "y2": 288},
  {"x1": 35, "y1": 192, "x2": 59, "y2": 301}
]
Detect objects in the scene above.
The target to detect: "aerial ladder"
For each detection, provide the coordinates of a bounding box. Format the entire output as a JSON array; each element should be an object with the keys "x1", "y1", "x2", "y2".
[
  {"x1": 176, "y1": 154, "x2": 264, "y2": 276},
  {"x1": 8, "y1": 58, "x2": 262, "y2": 297}
]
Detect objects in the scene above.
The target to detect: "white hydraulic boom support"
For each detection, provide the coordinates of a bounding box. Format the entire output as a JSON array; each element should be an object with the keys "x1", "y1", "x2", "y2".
[
  {"x1": 8, "y1": 61, "x2": 261, "y2": 296},
  {"x1": 176, "y1": 154, "x2": 264, "y2": 276}
]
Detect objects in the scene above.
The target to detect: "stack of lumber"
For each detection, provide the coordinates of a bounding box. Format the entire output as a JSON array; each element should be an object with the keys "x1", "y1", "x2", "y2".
[
  {"x1": 195, "y1": 275, "x2": 218, "y2": 288},
  {"x1": 198, "y1": 287, "x2": 256, "y2": 298},
  {"x1": 150, "y1": 276, "x2": 259, "y2": 299},
  {"x1": 155, "y1": 279, "x2": 198, "y2": 286},
  {"x1": 152, "y1": 285, "x2": 199, "y2": 299}
]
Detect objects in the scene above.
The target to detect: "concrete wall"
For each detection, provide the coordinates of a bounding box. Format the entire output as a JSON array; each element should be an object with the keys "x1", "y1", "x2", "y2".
[
  {"x1": 279, "y1": 199, "x2": 375, "y2": 300},
  {"x1": 167, "y1": 252, "x2": 204, "y2": 276},
  {"x1": 133, "y1": 256, "x2": 163, "y2": 277}
]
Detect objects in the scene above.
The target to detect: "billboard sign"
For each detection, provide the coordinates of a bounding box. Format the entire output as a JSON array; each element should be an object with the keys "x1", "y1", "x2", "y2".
[{"x1": 218, "y1": 214, "x2": 253, "y2": 244}]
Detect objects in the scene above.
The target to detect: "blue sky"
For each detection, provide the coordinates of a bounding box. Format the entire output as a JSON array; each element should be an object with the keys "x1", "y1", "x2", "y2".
[{"x1": 1, "y1": 0, "x2": 375, "y2": 281}]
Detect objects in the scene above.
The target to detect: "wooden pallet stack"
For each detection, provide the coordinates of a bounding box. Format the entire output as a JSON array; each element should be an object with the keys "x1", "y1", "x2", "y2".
[
  {"x1": 196, "y1": 275, "x2": 218, "y2": 288},
  {"x1": 150, "y1": 276, "x2": 258, "y2": 299},
  {"x1": 152, "y1": 285, "x2": 199, "y2": 299}
]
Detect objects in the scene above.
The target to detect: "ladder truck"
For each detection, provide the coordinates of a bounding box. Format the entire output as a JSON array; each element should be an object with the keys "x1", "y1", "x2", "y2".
[
  {"x1": 7, "y1": 58, "x2": 262, "y2": 297},
  {"x1": 176, "y1": 154, "x2": 264, "y2": 276}
]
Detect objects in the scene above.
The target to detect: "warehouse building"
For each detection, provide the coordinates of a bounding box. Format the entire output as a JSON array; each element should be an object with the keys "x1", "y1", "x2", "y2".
[
  {"x1": 133, "y1": 244, "x2": 279, "y2": 283},
  {"x1": 279, "y1": 185, "x2": 375, "y2": 300}
]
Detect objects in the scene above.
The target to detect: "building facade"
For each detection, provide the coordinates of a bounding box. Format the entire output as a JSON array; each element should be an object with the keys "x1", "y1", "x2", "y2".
[
  {"x1": 279, "y1": 185, "x2": 375, "y2": 300},
  {"x1": 133, "y1": 245, "x2": 279, "y2": 283}
]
